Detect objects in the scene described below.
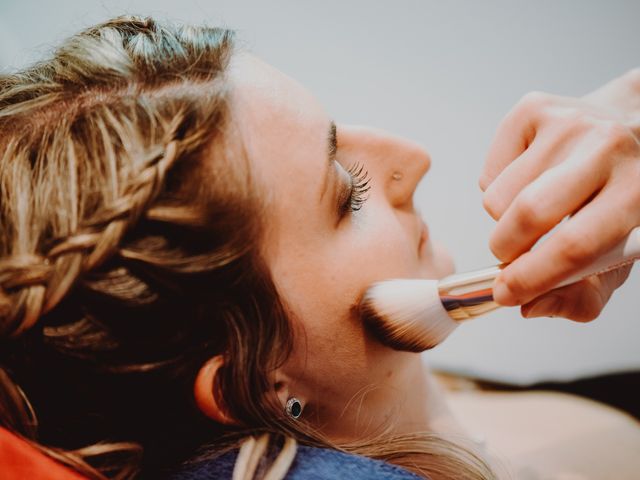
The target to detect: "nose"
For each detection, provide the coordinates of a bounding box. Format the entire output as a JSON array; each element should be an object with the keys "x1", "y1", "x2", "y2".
[{"x1": 337, "y1": 125, "x2": 431, "y2": 210}]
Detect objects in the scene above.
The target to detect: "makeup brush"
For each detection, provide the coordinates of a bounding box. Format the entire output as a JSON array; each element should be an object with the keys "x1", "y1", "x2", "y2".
[{"x1": 359, "y1": 226, "x2": 640, "y2": 352}]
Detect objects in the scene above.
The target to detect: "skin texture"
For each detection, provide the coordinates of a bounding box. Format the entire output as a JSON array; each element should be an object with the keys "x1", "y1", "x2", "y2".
[
  {"x1": 480, "y1": 69, "x2": 640, "y2": 321},
  {"x1": 225, "y1": 53, "x2": 456, "y2": 441},
  {"x1": 191, "y1": 56, "x2": 640, "y2": 474}
]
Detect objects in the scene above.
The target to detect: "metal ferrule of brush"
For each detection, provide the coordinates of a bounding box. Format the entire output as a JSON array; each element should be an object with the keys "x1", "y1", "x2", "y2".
[{"x1": 438, "y1": 264, "x2": 505, "y2": 321}]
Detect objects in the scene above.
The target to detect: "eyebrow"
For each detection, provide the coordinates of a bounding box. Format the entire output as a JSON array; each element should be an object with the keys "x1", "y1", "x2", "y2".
[{"x1": 319, "y1": 121, "x2": 337, "y2": 203}]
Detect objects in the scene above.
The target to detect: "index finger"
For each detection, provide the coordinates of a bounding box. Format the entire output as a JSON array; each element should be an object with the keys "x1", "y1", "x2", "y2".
[{"x1": 479, "y1": 92, "x2": 554, "y2": 191}]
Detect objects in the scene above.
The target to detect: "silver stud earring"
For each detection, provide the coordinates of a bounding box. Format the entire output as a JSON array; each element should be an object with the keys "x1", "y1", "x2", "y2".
[
  {"x1": 391, "y1": 171, "x2": 403, "y2": 181},
  {"x1": 285, "y1": 397, "x2": 303, "y2": 419}
]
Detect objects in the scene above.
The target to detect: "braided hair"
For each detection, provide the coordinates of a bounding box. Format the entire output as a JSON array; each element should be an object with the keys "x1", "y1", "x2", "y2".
[{"x1": 0, "y1": 16, "x2": 293, "y2": 478}]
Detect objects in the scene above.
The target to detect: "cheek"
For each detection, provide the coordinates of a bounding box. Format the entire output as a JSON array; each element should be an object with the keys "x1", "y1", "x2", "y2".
[
  {"x1": 274, "y1": 207, "x2": 450, "y2": 411},
  {"x1": 278, "y1": 229, "x2": 409, "y2": 397},
  {"x1": 283, "y1": 301, "x2": 380, "y2": 411},
  {"x1": 348, "y1": 212, "x2": 421, "y2": 280}
]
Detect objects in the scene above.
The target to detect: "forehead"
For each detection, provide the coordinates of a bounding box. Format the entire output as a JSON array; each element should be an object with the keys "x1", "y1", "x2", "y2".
[
  {"x1": 226, "y1": 54, "x2": 348, "y2": 329},
  {"x1": 228, "y1": 53, "x2": 312, "y2": 119},
  {"x1": 226, "y1": 53, "x2": 330, "y2": 242},
  {"x1": 227, "y1": 52, "x2": 325, "y2": 148}
]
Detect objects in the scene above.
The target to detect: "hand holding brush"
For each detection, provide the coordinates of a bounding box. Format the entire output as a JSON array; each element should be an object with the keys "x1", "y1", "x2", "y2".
[{"x1": 360, "y1": 69, "x2": 640, "y2": 352}]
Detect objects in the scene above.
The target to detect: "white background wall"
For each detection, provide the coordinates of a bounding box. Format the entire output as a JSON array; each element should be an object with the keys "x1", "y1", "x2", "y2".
[{"x1": 1, "y1": 1, "x2": 638, "y2": 384}]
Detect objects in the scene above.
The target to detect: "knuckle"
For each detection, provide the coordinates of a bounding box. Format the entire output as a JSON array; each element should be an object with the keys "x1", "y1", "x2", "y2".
[
  {"x1": 519, "y1": 91, "x2": 550, "y2": 112},
  {"x1": 513, "y1": 191, "x2": 548, "y2": 231},
  {"x1": 557, "y1": 231, "x2": 597, "y2": 269},
  {"x1": 511, "y1": 91, "x2": 552, "y2": 122},
  {"x1": 600, "y1": 121, "x2": 636, "y2": 152},
  {"x1": 488, "y1": 234, "x2": 507, "y2": 261},
  {"x1": 500, "y1": 270, "x2": 530, "y2": 299},
  {"x1": 555, "y1": 109, "x2": 596, "y2": 136}
]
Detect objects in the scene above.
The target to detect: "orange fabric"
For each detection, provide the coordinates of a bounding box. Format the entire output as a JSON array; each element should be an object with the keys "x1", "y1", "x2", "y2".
[{"x1": 0, "y1": 427, "x2": 86, "y2": 479}]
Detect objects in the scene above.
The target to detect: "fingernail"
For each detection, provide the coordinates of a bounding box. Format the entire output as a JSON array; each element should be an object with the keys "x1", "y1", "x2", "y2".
[
  {"x1": 493, "y1": 279, "x2": 515, "y2": 306},
  {"x1": 524, "y1": 296, "x2": 562, "y2": 318}
]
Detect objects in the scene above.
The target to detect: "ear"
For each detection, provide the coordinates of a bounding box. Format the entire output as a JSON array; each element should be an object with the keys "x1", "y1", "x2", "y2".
[{"x1": 194, "y1": 355, "x2": 238, "y2": 425}]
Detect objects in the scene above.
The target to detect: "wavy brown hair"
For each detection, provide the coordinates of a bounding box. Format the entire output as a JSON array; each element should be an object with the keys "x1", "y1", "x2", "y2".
[
  {"x1": 0, "y1": 16, "x2": 496, "y2": 479},
  {"x1": 0, "y1": 15, "x2": 294, "y2": 477}
]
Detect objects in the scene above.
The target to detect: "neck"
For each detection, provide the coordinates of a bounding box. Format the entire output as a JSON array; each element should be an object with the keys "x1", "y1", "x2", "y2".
[
  {"x1": 389, "y1": 356, "x2": 466, "y2": 438},
  {"x1": 323, "y1": 352, "x2": 467, "y2": 443}
]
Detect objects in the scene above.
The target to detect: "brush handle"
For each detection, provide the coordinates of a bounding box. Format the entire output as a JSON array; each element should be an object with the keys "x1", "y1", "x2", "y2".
[{"x1": 556, "y1": 225, "x2": 640, "y2": 288}]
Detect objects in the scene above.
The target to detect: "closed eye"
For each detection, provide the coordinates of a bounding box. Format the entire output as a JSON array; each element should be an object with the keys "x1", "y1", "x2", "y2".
[{"x1": 338, "y1": 162, "x2": 371, "y2": 216}]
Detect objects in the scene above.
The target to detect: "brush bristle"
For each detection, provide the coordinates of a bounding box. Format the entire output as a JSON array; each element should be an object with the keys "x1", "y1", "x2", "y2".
[{"x1": 359, "y1": 279, "x2": 458, "y2": 352}]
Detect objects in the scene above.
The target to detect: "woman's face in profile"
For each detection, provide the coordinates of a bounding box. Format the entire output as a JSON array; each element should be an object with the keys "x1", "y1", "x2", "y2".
[{"x1": 228, "y1": 53, "x2": 454, "y2": 440}]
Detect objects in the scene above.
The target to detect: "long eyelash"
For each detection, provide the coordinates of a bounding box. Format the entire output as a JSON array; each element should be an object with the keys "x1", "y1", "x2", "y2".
[{"x1": 346, "y1": 162, "x2": 371, "y2": 212}]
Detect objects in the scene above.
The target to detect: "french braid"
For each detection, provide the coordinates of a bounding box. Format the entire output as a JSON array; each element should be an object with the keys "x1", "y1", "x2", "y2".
[
  {"x1": 0, "y1": 16, "x2": 254, "y2": 478},
  {"x1": 0, "y1": 141, "x2": 180, "y2": 337}
]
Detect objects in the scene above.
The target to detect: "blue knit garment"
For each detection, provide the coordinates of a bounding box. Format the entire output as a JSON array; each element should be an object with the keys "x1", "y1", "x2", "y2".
[{"x1": 171, "y1": 445, "x2": 423, "y2": 479}]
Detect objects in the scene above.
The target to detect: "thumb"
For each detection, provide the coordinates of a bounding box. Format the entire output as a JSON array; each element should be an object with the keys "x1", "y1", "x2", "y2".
[{"x1": 520, "y1": 265, "x2": 632, "y2": 322}]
